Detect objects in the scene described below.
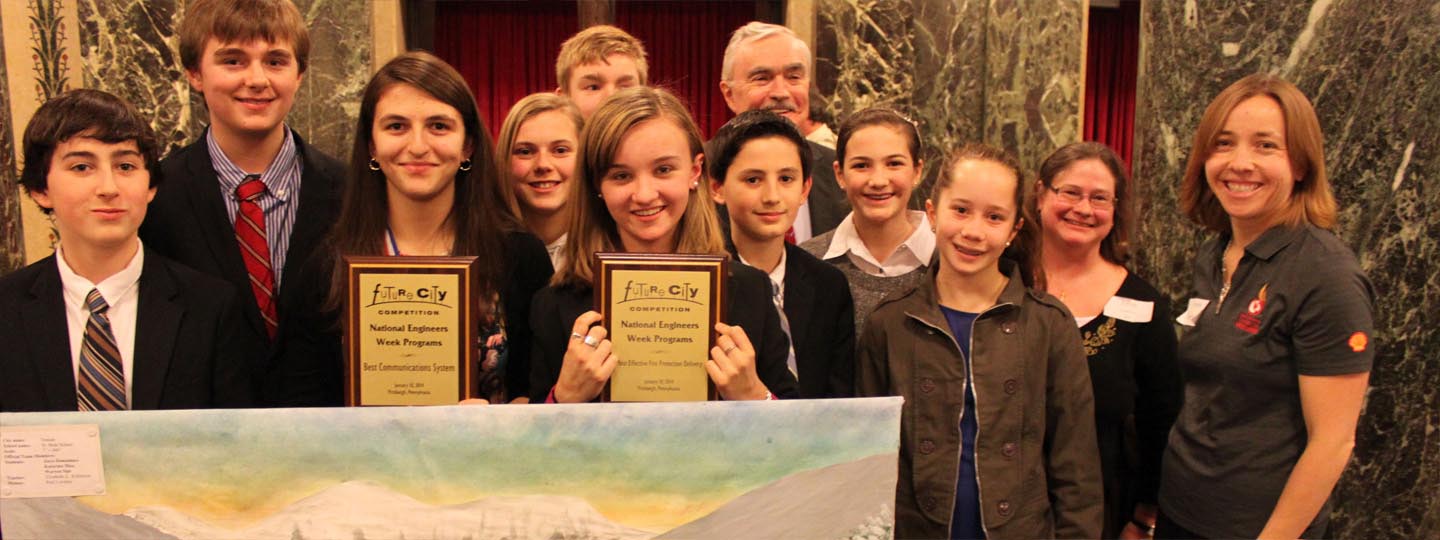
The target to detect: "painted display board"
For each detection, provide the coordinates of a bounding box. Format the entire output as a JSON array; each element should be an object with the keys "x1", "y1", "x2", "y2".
[{"x1": 1, "y1": 398, "x2": 901, "y2": 539}]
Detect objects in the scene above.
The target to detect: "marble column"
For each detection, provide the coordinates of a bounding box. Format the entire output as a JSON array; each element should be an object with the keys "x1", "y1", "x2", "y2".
[
  {"x1": 1131, "y1": 1, "x2": 1440, "y2": 537},
  {"x1": 0, "y1": 21, "x2": 21, "y2": 274},
  {"x1": 815, "y1": 0, "x2": 1083, "y2": 201},
  {"x1": 74, "y1": 0, "x2": 372, "y2": 160}
]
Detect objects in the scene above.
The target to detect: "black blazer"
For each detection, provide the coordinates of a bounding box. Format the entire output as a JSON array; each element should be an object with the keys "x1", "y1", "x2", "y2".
[
  {"x1": 778, "y1": 243, "x2": 856, "y2": 398},
  {"x1": 139, "y1": 130, "x2": 344, "y2": 404},
  {"x1": 805, "y1": 142, "x2": 849, "y2": 236},
  {"x1": 0, "y1": 251, "x2": 255, "y2": 411},
  {"x1": 268, "y1": 230, "x2": 554, "y2": 406},
  {"x1": 528, "y1": 263, "x2": 799, "y2": 402}
]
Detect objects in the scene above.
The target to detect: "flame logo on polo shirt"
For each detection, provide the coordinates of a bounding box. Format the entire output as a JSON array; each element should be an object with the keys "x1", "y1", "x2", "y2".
[
  {"x1": 1235, "y1": 284, "x2": 1268, "y2": 335},
  {"x1": 1349, "y1": 332, "x2": 1369, "y2": 353}
]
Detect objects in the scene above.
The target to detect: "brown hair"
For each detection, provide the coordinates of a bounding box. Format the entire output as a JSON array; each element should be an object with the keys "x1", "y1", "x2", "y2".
[
  {"x1": 494, "y1": 93, "x2": 585, "y2": 221},
  {"x1": 1180, "y1": 73, "x2": 1335, "y2": 232},
  {"x1": 932, "y1": 143, "x2": 1042, "y2": 289},
  {"x1": 179, "y1": 0, "x2": 311, "y2": 74},
  {"x1": 1036, "y1": 142, "x2": 1132, "y2": 264},
  {"x1": 835, "y1": 107, "x2": 922, "y2": 164},
  {"x1": 555, "y1": 25, "x2": 649, "y2": 92},
  {"x1": 21, "y1": 89, "x2": 163, "y2": 214},
  {"x1": 554, "y1": 86, "x2": 726, "y2": 287},
  {"x1": 328, "y1": 51, "x2": 517, "y2": 308}
]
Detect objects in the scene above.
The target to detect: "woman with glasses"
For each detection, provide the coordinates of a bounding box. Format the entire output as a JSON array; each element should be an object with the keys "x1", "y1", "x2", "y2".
[{"x1": 1033, "y1": 142, "x2": 1182, "y2": 539}]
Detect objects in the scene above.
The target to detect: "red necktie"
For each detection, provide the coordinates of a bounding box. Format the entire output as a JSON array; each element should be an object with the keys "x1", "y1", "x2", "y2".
[
  {"x1": 785, "y1": 226, "x2": 797, "y2": 245},
  {"x1": 235, "y1": 175, "x2": 279, "y2": 339}
]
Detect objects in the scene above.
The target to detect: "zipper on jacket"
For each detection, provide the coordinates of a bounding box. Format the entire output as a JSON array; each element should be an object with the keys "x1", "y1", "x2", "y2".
[{"x1": 909, "y1": 300, "x2": 1011, "y2": 539}]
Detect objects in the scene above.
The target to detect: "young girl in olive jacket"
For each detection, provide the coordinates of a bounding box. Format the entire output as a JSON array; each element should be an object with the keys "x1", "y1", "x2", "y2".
[{"x1": 857, "y1": 144, "x2": 1103, "y2": 539}]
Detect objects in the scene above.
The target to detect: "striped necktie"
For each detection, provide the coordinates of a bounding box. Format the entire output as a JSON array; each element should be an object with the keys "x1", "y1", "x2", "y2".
[
  {"x1": 76, "y1": 289, "x2": 127, "y2": 411},
  {"x1": 236, "y1": 175, "x2": 279, "y2": 339},
  {"x1": 771, "y1": 279, "x2": 798, "y2": 378}
]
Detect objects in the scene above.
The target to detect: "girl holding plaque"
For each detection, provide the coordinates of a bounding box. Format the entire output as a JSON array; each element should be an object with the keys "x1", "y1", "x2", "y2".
[
  {"x1": 301, "y1": 51, "x2": 553, "y2": 405},
  {"x1": 799, "y1": 108, "x2": 935, "y2": 337},
  {"x1": 529, "y1": 86, "x2": 799, "y2": 403},
  {"x1": 856, "y1": 144, "x2": 1103, "y2": 539},
  {"x1": 496, "y1": 93, "x2": 584, "y2": 269}
]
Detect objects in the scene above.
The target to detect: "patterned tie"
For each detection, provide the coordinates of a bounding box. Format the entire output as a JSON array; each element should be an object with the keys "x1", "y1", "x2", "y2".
[
  {"x1": 76, "y1": 289, "x2": 127, "y2": 411},
  {"x1": 236, "y1": 175, "x2": 279, "y2": 339},
  {"x1": 771, "y1": 279, "x2": 798, "y2": 378}
]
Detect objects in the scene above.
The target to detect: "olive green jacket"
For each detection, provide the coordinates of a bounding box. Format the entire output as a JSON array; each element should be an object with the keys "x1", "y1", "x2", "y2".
[{"x1": 857, "y1": 262, "x2": 1103, "y2": 539}]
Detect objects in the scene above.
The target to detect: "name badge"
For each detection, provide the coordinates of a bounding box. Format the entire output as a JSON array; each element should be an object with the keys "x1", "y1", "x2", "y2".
[
  {"x1": 1176, "y1": 298, "x2": 1209, "y2": 326},
  {"x1": 1103, "y1": 296, "x2": 1154, "y2": 323}
]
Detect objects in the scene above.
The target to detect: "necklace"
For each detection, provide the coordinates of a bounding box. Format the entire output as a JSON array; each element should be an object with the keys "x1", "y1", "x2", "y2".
[{"x1": 1216, "y1": 241, "x2": 1233, "y2": 314}]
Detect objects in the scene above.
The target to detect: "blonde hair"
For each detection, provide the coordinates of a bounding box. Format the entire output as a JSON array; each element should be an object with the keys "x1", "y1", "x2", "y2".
[
  {"x1": 1180, "y1": 73, "x2": 1335, "y2": 232},
  {"x1": 494, "y1": 93, "x2": 584, "y2": 221},
  {"x1": 555, "y1": 86, "x2": 726, "y2": 287},
  {"x1": 555, "y1": 25, "x2": 649, "y2": 92}
]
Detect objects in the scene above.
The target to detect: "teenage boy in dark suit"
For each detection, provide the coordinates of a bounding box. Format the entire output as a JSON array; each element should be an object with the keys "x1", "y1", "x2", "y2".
[
  {"x1": 709, "y1": 110, "x2": 856, "y2": 398},
  {"x1": 1, "y1": 89, "x2": 253, "y2": 412},
  {"x1": 140, "y1": 0, "x2": 344, "y2": 405}
]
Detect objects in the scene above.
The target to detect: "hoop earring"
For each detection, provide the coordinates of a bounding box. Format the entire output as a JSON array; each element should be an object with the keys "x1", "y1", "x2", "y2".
[
  {"x1": 368, "y1": 158, "x2": 381, "y2": 171},
  {"x1": 459, "y1": 159, "x2": 473, "y2": 172}
]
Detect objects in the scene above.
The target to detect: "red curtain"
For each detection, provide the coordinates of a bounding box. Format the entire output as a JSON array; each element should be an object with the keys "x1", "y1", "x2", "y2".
[
  {"x1": 433, "y1": 1, "x2": 578, "y2": 137},
  {"x1": 1083, "y1": 2, "x2": 1140, "y2": 170},
  {"x1": 616, "y1": 1, "x2": 758, "y2": 138}
]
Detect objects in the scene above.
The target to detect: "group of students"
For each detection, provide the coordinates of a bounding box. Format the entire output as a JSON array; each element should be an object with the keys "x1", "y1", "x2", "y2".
[{"x1": 0, "y1": 1, "x2": 1375, "y2": 539}]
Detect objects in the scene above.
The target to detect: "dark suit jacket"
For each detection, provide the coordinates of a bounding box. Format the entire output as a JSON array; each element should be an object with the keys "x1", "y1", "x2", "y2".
[
  {"x1": 710, "y1": 140, "x2": 850, "y2": 242},
  {"x1": 139, "y1": 130, "x2": 344, "y2": 405},
  {"x1": 778, "y1": 243, "x2": 856, "y2": 398},
  {"x1": 0, "y1": 251, "x2": 255, "y2": 411},
  {"x1": 528, "y1": 263, "x2": 799, "y2": 403},
  {"x1": 805, "y1": 142, "x2": 848, "y2": 236}
]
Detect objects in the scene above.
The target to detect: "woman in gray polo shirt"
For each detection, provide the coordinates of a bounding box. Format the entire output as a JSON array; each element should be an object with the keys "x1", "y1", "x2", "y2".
[{"x1": 1158, "y1": 74, "x2": 1374, "y2": 539}]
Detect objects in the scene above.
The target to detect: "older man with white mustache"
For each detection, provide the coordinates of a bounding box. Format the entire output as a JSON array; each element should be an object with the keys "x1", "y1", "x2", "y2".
[{"x1": 717, "y1": 22, "x2": 849, "y2": 242}]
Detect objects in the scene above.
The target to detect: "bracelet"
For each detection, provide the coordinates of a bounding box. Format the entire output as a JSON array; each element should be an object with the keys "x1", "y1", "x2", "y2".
[{"x1": 1131, "y1": 517, "x2": 1155, "y2": 535}]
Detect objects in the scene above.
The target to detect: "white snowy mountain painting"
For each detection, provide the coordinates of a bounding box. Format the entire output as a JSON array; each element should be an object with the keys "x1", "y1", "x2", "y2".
[{"x1": 1, "y1": 398, "x2": 901, "y2": 539}]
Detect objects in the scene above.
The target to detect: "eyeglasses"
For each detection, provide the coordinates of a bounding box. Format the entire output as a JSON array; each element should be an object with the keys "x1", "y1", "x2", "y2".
[{"x1": 1048, "y1": 185, "x2": 1117, "y2": 209}]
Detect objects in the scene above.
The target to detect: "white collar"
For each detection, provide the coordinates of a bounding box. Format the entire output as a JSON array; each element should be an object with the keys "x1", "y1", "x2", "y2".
[
  {"x1": 55, "y1": 241, "x2": 145, "y2": 306},
  {"x1": 822, "y1": 211, "x2": 935, "y2": 269}
]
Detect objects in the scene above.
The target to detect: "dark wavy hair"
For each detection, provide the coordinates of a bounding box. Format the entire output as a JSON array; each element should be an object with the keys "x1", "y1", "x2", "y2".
[
  {"x1": 328, "y1": 51, "x2": 517, "y2": 308},
  {"x1": 21, "y1": 89, "x2": 162, "y2": 214}
]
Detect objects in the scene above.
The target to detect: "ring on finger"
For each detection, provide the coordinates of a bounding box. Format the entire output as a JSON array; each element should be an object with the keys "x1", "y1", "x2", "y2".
[
  {"x1": 722, "y1": 345, "x2": 738, "y2": 354},
  {"x1": 582, "y1": 335, "x2": 600, "y2": 348},
  {"x1": 570, "y1": 332, "x2": 584, "y2": 341}
]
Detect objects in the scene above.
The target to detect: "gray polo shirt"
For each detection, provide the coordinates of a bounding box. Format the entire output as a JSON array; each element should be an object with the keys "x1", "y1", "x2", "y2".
[{"x1": 1159, "y1": 223, "x2": 1374, "y2": 539}]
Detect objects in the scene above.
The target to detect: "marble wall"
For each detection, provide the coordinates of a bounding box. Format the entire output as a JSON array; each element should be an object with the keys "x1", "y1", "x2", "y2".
[
  {"x1": 1131, "y1": 1, "x2": 1440, "y2": 537},
  {"x1": 74, "y1": 0, "x2": 371, "y2": 158},
  {"x1": 0, "y1": 19, "x2": 20, "y2": 275},
  {"x1": 814, "y1": 0, "x2": 1083, "y2": 201},
  {"x1": 1, "y1": 0, "x2": 372, "y2": 266}
]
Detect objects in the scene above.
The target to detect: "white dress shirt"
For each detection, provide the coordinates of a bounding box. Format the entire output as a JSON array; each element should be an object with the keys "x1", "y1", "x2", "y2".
[
  {"x1": 56, "y1": 242, "x2": 144, "y2": 404},
  {"x1": 822, "y1": 210, "x2": 935, "y2": 277}
]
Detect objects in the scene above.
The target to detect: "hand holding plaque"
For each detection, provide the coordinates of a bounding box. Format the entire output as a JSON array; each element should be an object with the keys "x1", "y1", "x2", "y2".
[
  {"x1": 553, "y1": 311, "x2": 618, "y2": 403},
  {"x1": 707, "y1": 322, "x2": 770, "y2": 401}
]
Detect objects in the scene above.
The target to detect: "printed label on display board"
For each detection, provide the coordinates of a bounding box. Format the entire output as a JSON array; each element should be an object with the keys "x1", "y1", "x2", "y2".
[{"x1": 1, "y1": 424, "x2": 107, "y2": 498}]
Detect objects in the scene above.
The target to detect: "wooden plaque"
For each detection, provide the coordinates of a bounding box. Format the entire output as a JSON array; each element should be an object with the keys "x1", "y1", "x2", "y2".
[
  {"x1": 344, "y1": 256, "x2": 477, "y2": 406},
  {"x1": 595, "y1": 253, "x2": 726, "y2": 402}
]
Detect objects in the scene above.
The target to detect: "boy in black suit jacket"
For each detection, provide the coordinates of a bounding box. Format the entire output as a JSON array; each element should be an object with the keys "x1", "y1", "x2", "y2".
[
  {"x1": 708, "y1": 110, "x2": 856, "y2": 398},
  {"x1": 139, "y1": 0, "x2": 345, "y2": 405},
  {"x1": 0, "y1": 89, "x2": 253, "y2": 412}
]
